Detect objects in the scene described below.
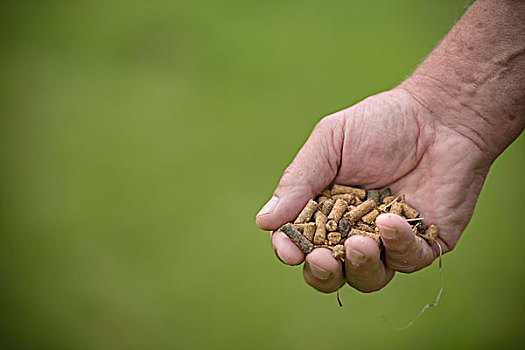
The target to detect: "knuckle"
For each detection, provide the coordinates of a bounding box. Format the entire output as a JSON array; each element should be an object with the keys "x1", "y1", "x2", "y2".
[
  {"x1": 312, "y1": 114, "x2": 342, "y2": 141},
  {"x1": 314, "y1": 115, "x2": 334, "y2": 130},
  {"x1": 277, "y1": 164, "x2": 304, "y2": 190},
  {"x1": 278, "y1": 166, "x2": 295, "y2": 188}
]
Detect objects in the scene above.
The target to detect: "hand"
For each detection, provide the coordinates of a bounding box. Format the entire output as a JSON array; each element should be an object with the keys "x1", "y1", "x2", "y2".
[{"x1": 255, "y1": 86, "x2": 491, "y2": 293}]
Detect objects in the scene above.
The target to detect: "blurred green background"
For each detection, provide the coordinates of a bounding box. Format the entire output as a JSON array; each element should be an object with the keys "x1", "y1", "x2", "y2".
[{"x1": 1, "y1": 0, "x2": 523, "y2": 349}]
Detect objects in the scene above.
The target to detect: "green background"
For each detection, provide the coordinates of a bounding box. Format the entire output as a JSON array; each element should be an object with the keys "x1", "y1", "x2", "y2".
[{"x1": 1, "y1": 0, "x2": 523, "y2": 348}]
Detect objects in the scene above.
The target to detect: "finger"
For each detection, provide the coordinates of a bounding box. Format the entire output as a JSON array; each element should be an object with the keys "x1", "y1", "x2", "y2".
[
  {"x1": 302, "y1": 248, "x2": 345, "y2": 293},
  {"x1": 376, "y1": 213, "x2": 435, "y2": 273},
  {"x1": 255, "y1": 114, "x2": 345, "y2": 231},
  {"x1": 344, "y1": 235, "x2": 395, "y2": 293},
  {"x1": 271, "y1": 230, "x2": 305, "y2": 266}
]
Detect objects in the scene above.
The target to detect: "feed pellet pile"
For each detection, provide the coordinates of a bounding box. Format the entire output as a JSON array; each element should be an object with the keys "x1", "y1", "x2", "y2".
[{"x1": 279, "y1": 184, "x2": 439, "y2": 260}]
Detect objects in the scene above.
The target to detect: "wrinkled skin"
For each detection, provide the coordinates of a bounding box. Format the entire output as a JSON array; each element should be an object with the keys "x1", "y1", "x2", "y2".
[{"x1": 256, "y1": 87, "x2": 491, "y2": 293}]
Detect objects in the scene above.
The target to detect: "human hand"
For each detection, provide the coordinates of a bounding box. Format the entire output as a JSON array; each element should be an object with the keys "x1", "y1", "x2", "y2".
[
  {"x1": 255, "y1": 86, "x2": 491, "y2": 293},
  {"x1": 256, "y1": 0, "x2": 524, "y2": 294}
]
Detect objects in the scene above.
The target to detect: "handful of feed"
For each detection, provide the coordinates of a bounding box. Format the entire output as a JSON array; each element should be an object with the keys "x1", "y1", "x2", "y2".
[{"x1": 279, "y1": 184, "x2": 439, "y2": 260}]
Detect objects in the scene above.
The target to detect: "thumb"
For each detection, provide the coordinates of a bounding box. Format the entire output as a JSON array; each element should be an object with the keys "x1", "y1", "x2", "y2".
[{"x1": 256, "y1": 115, "x2": 344, "y2": 231}]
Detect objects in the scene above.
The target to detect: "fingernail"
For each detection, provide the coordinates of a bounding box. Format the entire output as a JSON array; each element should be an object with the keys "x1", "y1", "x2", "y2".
[
  {"x1": 257, "y1": 196, "x2": 279, "y2": 217},
  {"x1": 307, "y1": 261, "x2": 331, "y2": 280},
  {"x1": 348, "y1": 248, "x2": 365, "y2": 267},
  {"x1": 381, "y1": 226, "x2": 397, "y2": 239}
]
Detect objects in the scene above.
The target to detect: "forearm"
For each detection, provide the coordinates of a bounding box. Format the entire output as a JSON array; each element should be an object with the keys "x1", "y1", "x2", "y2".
[{"x1": 400, "y1": 0, "x2": 525, "y2": 160}]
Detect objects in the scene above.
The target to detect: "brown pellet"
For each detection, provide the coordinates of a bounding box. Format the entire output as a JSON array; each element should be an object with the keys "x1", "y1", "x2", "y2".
[
  {"x1": 292, "y1": 223, "x2": 307, "y2": 232},
  {"x1": 348, "y1": 228, "x2": 381, "y2": 246},
  {"x1": 422, "y1": 224, "x2": 439, "y2": 245},
  {"x1": 357, "y1": 223, "x2": 375, "y2": 233},
  {"x1": 303, "y1": 222, "x2": 316, "y2": 242},
  {"x1": 314, "y1": 211, "x2": 327, "y2": 244},
  {"x1": 330, "y1": 184, "x2": 366, "y2": 199},
  {"x1": 367, "y1": 189, "x2": 380, "y2": 205},
  {"x1": 320, "y1": 198, "x2": 335, "y2": 215},
  {"x1": 362, "y1": 209, "x2": 379, "y2": 224},
  {"x1": 294, "y1": 199, "x2": 319, "y2": 224},
  {"x1": 402, "y1": 203, "x2": 420, "y2": 219},
  {"x1": 332, "y1": 244, "x2": 345, "y2": 259},
  {"x1": 328, "y1": 232, "x2": 342, "y2": 245},
  {"x1": 328, "y1": 199, "x2": 348, "y2": 222},
  {"x1": 390, "y1": 202, "x2": 404, "y2": 217},
  {"x1": 379, "y1": 187, "x2": 392, "y2": 203},
  {"x1": 325, "y1": 219, "x2": 338, "y2": 232},
  {"x1": 331, "y1": 194, "x2": 359, "y2": 205},
  {"x1": 416, "y1": 222, "x2": 426, "y2": 235},
  {"x1": 344, "y1": 198, "x2": 376, "y2": 223},
  {"x1": 317, "y1": 196, "x2": 330, "y2": 204},
  {"x1": 338, "y1": 219, "x2": 351, "y2": 238},
  {"x1": 383, "y1": 195, "x2": 405, "y2": 205},
  {"x1": 279, "y1": 224, "x2": 313, "y2": 253},
  {"x1": 382, "y1": 195, "x2": 397, "y2": 205}
]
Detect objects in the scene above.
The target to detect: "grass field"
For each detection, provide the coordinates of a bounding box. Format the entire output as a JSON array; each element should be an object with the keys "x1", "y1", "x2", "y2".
[{"x1": 1, "y1": 0, "x2": 524, "y2": 348}]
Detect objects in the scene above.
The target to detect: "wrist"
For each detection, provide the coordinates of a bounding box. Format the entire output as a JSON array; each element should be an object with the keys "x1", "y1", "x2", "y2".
[
  {"x1": 399, "y1": 67, "x2": 524, "y2": 163},
  {"x1": 397, "y1": 0, "x2": 525, "y2": 162}
]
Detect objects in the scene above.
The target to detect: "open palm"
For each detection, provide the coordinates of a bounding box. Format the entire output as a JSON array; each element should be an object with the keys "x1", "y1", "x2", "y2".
[{"x1": 256, "y1": 88, "x2": 490, "y2": 293}]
